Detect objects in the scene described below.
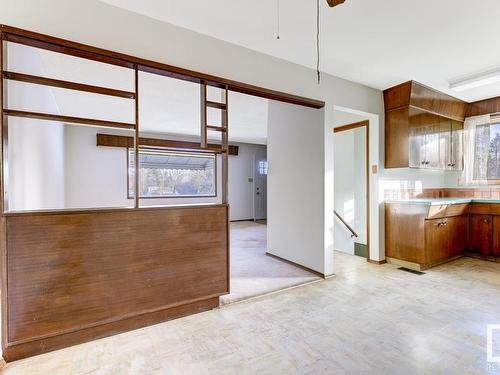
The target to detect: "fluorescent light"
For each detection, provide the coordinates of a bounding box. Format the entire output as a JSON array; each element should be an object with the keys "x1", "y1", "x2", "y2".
[{"x1": 450, "y1": 68, "x2": 500, "y2": 92}]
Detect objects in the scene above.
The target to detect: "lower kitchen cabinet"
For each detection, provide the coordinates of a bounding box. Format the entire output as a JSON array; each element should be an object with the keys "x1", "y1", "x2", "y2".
[
  {"x1": 493, "y1": 216, "x2": 500, "y2": 257},
  {"x1": 468, "y1": 214, "x2": 492, "y2": 256},
  {"x1": 425, "y1": 216, "x2": 468, "y2": 265}
]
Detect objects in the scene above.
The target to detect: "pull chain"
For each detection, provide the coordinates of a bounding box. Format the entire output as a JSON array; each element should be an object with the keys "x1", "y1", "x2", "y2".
[
  {"x1": 317, "y1": 0, "x2": 321, "y2": 84},
  {"x1": 277, "y1": 0, "x2": 280, "y2": 39}
]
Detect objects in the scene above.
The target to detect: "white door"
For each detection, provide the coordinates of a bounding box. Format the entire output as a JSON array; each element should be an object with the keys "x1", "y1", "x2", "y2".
[{"x1": 253, "y1": 154, "x2": 267, "y2": 220}]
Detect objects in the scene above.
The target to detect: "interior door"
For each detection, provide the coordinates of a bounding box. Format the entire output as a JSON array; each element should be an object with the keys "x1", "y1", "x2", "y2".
[{"x1": 253, "y1": 154, "x2": 267, "y2": 221}]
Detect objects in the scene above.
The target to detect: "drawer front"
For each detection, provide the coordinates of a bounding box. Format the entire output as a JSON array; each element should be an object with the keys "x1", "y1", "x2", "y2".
[{"x1": 427, "y1": 203, "x2": 469, "y2": 219}]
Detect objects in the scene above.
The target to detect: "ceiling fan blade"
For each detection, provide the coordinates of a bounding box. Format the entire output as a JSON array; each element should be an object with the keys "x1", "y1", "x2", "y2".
[{"x1": 326, "y1": 0, "x2": 346, "y2": 7}]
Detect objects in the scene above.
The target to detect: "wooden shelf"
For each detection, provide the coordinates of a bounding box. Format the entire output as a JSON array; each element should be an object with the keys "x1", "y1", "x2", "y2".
[
  {"x1": 3, "y1": 71, "x2": 136, "y2": 99},
  {"x1": 206, "y1": 101, "x2": 227, "y2": 110},
  {"x1": 206, "y1": 125, "x2": 227, "y2": 132}
]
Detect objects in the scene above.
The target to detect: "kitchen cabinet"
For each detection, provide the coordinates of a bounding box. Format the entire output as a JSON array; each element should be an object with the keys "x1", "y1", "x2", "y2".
[
  {"x1": 384, "y1": 81, "x2": 467, "y2": 169},
  {"x1": 468, "y1": 214, "x2": 492, "y2": 256},
  {"x1": 386, "y1": 200, "x2": 500, "y2": 270},
  {"x1": 408, "y1": 108, "x2": 463, "y2": 170},
  {"x1": 493, "y1": 216, "x2": 500, "y2": 257},
  {"x1": 425, "y1": 216, "x2": 468, "y2": 265}
]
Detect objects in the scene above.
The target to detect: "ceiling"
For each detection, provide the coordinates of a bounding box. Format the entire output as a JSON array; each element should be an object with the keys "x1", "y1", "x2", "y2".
[{"x1": 99, "y1": 0, "x2": 500, "y2": 102}]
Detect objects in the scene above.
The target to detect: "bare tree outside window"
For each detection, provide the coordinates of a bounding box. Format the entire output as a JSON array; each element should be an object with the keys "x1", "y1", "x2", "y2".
[
  {"x1": 474, "y1": 123, "x2": 500, "y2": 181},
  {"x1": 128, "y1": 149, "x2": 216, "y2": 198}
]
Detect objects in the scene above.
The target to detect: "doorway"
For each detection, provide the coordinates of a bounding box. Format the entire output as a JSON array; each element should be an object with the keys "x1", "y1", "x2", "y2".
[{"x1": 333, "y1": 118, "x2": 370, "y2": 260}]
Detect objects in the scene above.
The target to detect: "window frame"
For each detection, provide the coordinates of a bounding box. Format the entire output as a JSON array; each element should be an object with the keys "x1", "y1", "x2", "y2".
[
  {"x1": 472, "y1": 122, "x2": 500, "y2": 184},
  {"x1": 127, "y1": 147, "x2": 218, "y2": 199}
]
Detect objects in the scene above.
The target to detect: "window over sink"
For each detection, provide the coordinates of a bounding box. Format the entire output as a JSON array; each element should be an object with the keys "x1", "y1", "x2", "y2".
[{"x1": 474, "y1": 122, "x2": 500, "y2": 181}]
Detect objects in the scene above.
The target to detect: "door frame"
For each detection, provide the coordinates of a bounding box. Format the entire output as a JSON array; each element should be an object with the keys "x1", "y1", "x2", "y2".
[{"x1": 333, "y1": 120, "x2": 370, "y2": 261}]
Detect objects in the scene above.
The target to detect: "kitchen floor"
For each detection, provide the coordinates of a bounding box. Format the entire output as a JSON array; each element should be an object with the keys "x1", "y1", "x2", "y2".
[
  {"x1": 4, "y1": 253, "x2": 500, "y2": 374},
  {"x1": 221, "y1": 221, "x2": 322, "y2": 304}
]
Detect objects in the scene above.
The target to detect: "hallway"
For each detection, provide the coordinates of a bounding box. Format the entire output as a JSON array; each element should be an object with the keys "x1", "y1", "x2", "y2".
[{"x1": 221, "y1": 221, "x2": 321, "y2": 304}]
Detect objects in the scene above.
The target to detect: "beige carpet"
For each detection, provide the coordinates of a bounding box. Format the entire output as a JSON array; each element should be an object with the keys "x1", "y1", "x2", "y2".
[{"x1": 221, "y1": 221, "x2": 321, "y2": 305}]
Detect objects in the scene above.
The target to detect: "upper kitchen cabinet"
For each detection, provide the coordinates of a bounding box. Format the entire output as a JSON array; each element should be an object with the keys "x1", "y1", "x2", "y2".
[{"x1": 384, "y1": 81, "x2": 467, "y2": 169}]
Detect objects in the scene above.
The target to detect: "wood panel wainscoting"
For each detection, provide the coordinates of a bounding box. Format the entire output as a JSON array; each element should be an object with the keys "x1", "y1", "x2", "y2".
[{"x1": 0, "y1": 205, "x2": 229, "y2": 361}]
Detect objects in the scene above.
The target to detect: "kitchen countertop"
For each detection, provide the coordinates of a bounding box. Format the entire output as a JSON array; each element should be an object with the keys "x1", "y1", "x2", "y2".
[{"x1": 385, "y1": 198, "x2": 500, "y2": 205}]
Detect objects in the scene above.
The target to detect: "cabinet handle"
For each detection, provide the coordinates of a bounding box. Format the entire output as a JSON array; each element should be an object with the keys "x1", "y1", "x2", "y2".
[{"x1": 483, "y1": 219, "x2": 490, "y2": 224}]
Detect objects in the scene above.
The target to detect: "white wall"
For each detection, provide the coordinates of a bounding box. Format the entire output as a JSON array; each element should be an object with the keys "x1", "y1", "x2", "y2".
[
  {"x1": 334, "y1": 127, "x2": 367, "y2": 254},
  {"x1": 228, "y1": 142, "x2": 266, "y2": 221},
  {"x1": 63, "y1": 126, "x2": 223, "y2": 208},
  {"x1": 64, "y1": 126, "x2": 131, "y2": 209},
  {"x1": 268, "y1": 101, "x2": 325, "y2": 274},
  {"x1": 6, "y1": 43, "x2": 65, "y2": 211}
]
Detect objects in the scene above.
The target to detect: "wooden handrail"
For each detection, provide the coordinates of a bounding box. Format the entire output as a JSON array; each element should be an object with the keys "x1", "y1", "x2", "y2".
[{"x1": 334, "y1": 210, "x2": 358, "y2": 238}]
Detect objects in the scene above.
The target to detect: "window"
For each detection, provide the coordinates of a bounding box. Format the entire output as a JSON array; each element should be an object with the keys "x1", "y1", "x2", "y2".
[
  {"x1": 128, "y1": 149, "x2": 216, "y2": 198},
  {"x1": 474, "y1": 123, "x2": 500, "y2": 181},
  {"x1": 258, "y1": 160, "x2": 268, "y2": 175}
]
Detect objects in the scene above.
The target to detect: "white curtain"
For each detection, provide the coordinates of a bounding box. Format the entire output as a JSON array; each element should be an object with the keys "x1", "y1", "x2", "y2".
[{"x1": 460, "y1": 114, "x2": 491, "y2": 185}]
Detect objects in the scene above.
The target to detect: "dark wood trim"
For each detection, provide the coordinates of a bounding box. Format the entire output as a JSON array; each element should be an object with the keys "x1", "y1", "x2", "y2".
[
  {"x1": 4, "y1": 109, "x2": 136, "y2": 129},
  {"x1": 226, "y1": 205, "x2": 231, "y2": 294},
  {"x1": 366, "y1": 122, "x2": 371, "y2": 262},
  {"x1": 4, "y1": 296, "x2": 219, "y2": 362},
  {"x1": 134, "y1": 66, "x2": 139, "y2": 208},
  {"x1": 96, "y1": 133, "x2": 239, "y2": 156},
  {"x1": 0, "y1": 25, "x2": 325, "y2": 109},
  {"x1": 368, "y1": 259, "x2": 387, "y2": 265},
  {"x1": 3, "y1": 203, "x2": 228, "y2": 217},
  {"x1": 221, "y1": 86, "x2": 229, "y2": 204},
  {"x1": 3, "y1": 31, "x2": 134, "y2": 69},
  {"x1": 0, "y1": 33, "x2": 5, "y2": 214},
  {"x1": 467, "y1": 96, "x2": 500, "y2": 117},
  {"x1": 207, "y1": 125, "x2": 227, "y2": 132},
  {"x1": 206, "y1": 101, "x2": 227, "y2": 110},
  {"x1": 333, "y1": 120, "x2": 369, "y2": 133},
  {"x1": 266, "y1": 252, "x2": 325, "y2": 278},
  {"x1": 2, "y1": 71, "x2": 136, "y2": 99}
]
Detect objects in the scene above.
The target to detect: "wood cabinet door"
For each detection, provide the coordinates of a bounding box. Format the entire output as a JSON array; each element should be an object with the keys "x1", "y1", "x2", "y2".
[
  {"x1": 426, "y1": 216, "x2": 467, "y2": 265},
  {"x1": 468, "y1": 214, "x2": 492, "y2": 255},
  {"x1": 493, "y1": 216, "x2": 500, "y2": 257},
  {"x1": 450, "y1": 120, "x2": 464, "y2": 171}
]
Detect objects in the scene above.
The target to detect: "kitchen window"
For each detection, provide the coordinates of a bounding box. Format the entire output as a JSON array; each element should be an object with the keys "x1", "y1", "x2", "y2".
[
  {"x1": 473, "y1": 122, "x2": 500, "y2": 181},
  {"x1": 128, "y1": 149, "x2": 216, "y2": 198}
]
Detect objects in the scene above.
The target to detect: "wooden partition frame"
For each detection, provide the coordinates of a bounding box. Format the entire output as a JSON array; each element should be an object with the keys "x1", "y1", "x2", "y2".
[{"x1": 0, "y1": 25, "x2": 324, "y2": 361}]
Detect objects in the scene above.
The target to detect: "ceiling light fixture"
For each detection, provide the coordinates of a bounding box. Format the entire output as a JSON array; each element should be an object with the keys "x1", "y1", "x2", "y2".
[{"x1": 449, "y1": 68, "x2": 500, "y2": 92}]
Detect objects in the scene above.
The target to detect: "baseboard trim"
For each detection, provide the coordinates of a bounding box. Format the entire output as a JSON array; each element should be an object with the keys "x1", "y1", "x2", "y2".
[
  {"x1": 266, "y1": 252, "x2": 325, "y2": 278},
  {"x1": 229, "y1": 219, "x2": 254, "y2": 222},
  {"x1": 465, "y1": 252, "x2": 500, "y2": 263},
  {"x1": 3, "y1": 296, "x2": 220, "y2": 362},
  {"x1": 368, "y1": 259, "x2": 387, "y2": 265}
]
